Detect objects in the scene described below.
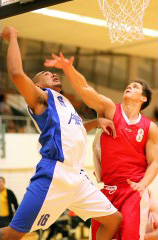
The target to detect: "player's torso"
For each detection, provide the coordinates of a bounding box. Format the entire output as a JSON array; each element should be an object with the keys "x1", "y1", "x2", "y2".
[
  {"x1": 29, "y1": 89, "x2": 87, "y2": 167},
  {"x1": 100, "y1": 104, "x2": 150, "y2": 184},
  {"x1": 52, "y1": 90, "x2": 87, "y2": 167}
]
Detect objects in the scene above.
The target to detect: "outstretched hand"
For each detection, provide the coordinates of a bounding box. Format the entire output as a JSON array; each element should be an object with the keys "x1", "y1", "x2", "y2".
[
  {"x1": 1, "y1": 26, "x2": 18, "y2": 43},
  {"x1": 44, "y1": 52, "x2": 74, "y2": 69},
  {"x1": 97, "y1": 118, "x2": 117, "y2": 138},
  {"x1": 127, "y1": 179, "x2": 146, "y2": 197}
]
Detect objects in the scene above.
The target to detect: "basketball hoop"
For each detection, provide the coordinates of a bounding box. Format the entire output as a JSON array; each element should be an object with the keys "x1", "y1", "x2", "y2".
[{"x1": 98, "y1": 0, "x2": 150, "y2": 43}]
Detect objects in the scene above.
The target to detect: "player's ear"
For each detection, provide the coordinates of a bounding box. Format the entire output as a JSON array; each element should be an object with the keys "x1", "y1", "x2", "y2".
[{"x1": 141, "y1": 95, "x2": 147, "y2": 103}]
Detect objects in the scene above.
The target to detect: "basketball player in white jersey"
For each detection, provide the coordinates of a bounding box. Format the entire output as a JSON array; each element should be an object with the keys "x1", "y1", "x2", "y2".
[{"x1": 0, "y1": 26, "x2": 122, "y2": 240}]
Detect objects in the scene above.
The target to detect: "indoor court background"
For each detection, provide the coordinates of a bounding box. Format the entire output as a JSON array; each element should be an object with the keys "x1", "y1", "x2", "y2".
[{"x1": 0, "y1": 0, "x2": 157, "y2": 239}]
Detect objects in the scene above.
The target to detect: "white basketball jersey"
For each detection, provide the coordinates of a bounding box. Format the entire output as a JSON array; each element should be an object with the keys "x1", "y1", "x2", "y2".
[{"x1": 28, "y1": 88, "x2": 87, "y2": 168}]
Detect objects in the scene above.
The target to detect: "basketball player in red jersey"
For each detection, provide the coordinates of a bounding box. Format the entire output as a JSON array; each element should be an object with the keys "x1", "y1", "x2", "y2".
[{"x1": 45, "y1": 53, "x2": 157, "y2": 240}]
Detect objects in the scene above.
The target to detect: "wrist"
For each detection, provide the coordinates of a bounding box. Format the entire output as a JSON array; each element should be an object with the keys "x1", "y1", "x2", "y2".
[
  {"x1": 139, "y1": 180, "x2": 147, "y2": 189},
  {"x1": 97, "y1": 118, "x2": 100, "y2": 128},
  {"x1": 8, "y1": 32, "x2": 18, "y2": 43},
  {"x1": 97, "y1": 117, "x2": 103, "y2": 128},
  {"x1": 10, "y1": 32, "x2": 18, "y2": 38}
]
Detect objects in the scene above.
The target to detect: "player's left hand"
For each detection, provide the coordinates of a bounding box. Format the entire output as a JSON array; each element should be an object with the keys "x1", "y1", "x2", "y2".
[
  {"x1": 1, "y1": 26, "x2": 19, "y2": 43},
  {"x1": 97, "y1": 118, "x2": 117, "y2": 138},
  {"x1": 127, "y1": 179, "x2": 146, "y2": 197},
  {"x1": 44, "y1": 52, "x2": 74, "y2": 69}
]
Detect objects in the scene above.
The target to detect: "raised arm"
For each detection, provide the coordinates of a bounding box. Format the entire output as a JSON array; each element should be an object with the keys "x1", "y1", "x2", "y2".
[
  {"x1": 45, "y1": 53, "x2": 116, "y2": 119},
  {"x1": 1, "y1": 26, "x2": 47, "y2": 114}
]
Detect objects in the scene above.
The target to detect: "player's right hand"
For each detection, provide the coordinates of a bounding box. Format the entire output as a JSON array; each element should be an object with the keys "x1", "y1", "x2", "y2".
[
  {"x1": 127, "y1": 179, "x2": 146, "y2": 197},
  {"x1": 1, "y1": 26, "x2": 18, "y2": 43},
  {"x1": 97, "y1": 118, "x2": 117, "y2": 138},
  {"x1": 44, "y1": 52, "x2": 74, "y2": 69}
]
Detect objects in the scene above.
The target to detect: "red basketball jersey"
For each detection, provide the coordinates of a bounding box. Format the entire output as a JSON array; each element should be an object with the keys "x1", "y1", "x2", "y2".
[{"x1": 100, "y1": 104, "x2": 151, "y2": 185}]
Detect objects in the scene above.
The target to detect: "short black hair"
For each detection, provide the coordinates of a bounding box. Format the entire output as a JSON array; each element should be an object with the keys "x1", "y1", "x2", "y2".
[
  {"x1": 132, "y1": 78, "x2": 152, "y2": 111},
  {"x1": 154, "y1": 107, "x2": 158, "y2": 121},
  {"x1": 32, "y1": 71, "x2": 45, "y2": 84}
]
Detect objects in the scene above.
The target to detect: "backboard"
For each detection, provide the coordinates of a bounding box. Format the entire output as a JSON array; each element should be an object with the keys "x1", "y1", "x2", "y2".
[{"x1": 0, "y1": 0, "x2": 72, "y2": 19}]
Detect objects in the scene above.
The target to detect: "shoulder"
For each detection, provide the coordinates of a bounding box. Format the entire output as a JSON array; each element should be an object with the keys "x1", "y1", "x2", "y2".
[
  {"x1": 148, "y1": 121, "x2": 158, "y2": 140},
  {"x1": 141, "y1": 114, "x2": 151, "y2": 123},
  {"x1": 149, "y1": 121, "x2": 157, "y2": 132},
  {"x1": 140, "y1": 115, "x2": 151, "y2": 134},
  {"x1": 7, "y1": 189, "x2": 15, "y2": 195},
  {"x1": 7, "y1": 188, "x2": 14, "y2": 196}
]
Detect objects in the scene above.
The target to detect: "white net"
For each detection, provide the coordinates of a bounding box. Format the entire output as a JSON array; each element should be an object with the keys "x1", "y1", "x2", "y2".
[{"x1": 98, "y1": 0, "x2": 150, "y2": 43}]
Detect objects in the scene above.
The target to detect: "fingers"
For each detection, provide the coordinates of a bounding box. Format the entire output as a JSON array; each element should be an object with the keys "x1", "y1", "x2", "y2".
[
  {"x1": 105, "y1": 123, "x2": 116, "y2": 138},
  {"x1": 44, "y1": 59, "x2": 57, "y2": 67},
  {"x1": 1, "y1": 30, "x2": 6, "y2": 40},
  {"x1": 127, "y1": 179, "x2": 143, "y2": 195},
  {"x1": 1, "y1": 33, "x2": 4, "y2": 40},
  {"x1": 50, "y1": 52, "x2": 74, "y2": 67},
  {"x1": 127, "y1": 179, "x2": 136, "y2": 187},
  {"x1": 127, "y1": 179, "x2": 132, "y2": 185},
  {"x1": 59, "y1": 52, "x2": 74, "y2": 66},
  {"x1": 132, "y1": 185, "x2": 139, "y2": 191},
  {"x1": 69, "y1": 56, "x2": 74, "y2": 65},
  {"x1": 103, "y1": 128, "x2": 110, "y2": 135},
  {"x1": 110, "y1": 123, "x2": 117, "y2": 138},
  {"x1": 52, "y1": 54, "x2": 60, "y2": 61},
  {"x1": 98, "y1": 118, "x2": 117, "y2": 139},
  {"x1": 59, "y1": 52, "x2": 65, "y2": 63}
]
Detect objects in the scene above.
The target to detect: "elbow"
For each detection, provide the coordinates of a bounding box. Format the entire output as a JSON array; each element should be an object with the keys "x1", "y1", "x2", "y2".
[
  {"x1": 152, "y1": 162, "x2": 158, "y2": 178},
  {"x1": 9, "y1": 70, "x2": 24, "y2": 81}
]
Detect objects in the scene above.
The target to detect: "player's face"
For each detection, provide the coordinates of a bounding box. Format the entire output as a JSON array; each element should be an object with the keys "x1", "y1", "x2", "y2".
[
  {"x1": 0, "y1": 179, "x2": 5, "y2": 192},
  {"x1": 37, "y1": 71, "x2": 62, "y2": 92},
  {"x1": 123, "y1": 82, "x2": 144, "y2": 101}
]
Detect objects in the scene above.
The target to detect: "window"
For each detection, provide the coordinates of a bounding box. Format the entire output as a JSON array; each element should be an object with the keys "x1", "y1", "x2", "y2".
[
  {"x1": 95, "y1": 55, "x2": 111, "y2": 87},
  {"x1": 137, "y1": 58, "x2": 154, "y2": 88},
  {"x1": 109, "y1": 55, "x2": 128, "y2": 90}
]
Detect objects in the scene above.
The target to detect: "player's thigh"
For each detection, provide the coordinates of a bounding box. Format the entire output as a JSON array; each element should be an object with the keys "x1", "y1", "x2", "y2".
[
  {"x1": 91, "y1": 211, "x2": 122, "y2": 240},
  {"x1": 93, "y1": 211, "x2": 122, "y2": 226}
]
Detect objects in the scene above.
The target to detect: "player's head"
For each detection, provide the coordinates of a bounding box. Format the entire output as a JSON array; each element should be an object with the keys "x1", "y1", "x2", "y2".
[
  {"x1": 0, "y1": 177, "x2": 5, "y2": 191},
  {"x1": 32, "y1": 71, "x2": 62, "y2": 92},
  {"x1": 123, "y1": 78, "x2": 152, "y2": 111}
]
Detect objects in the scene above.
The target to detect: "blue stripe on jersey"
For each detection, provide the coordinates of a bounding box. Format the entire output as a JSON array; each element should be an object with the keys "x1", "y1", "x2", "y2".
[
  {"x1": 9, "y1": 159, "x2": 57, "y2": 232},
  {"x1": 28, "y1": 89, "x2": 64, "y2": 162}
]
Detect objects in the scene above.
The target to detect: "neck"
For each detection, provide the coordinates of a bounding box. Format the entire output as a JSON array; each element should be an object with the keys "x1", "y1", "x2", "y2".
[{"x1": 122, "y1": 101, "x2": 140, "y2": 119}]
